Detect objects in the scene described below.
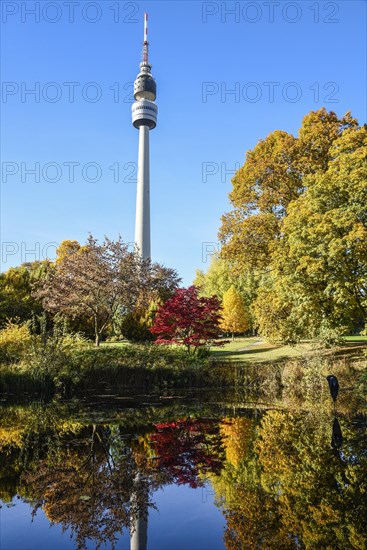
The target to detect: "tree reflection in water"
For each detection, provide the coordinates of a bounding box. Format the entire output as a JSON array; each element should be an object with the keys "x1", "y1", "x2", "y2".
[
  {"x1": 212, "y1": 409, "x2": 367, "y2": 550},
  {"x1": 0, "y1": 405, "x2": 225, "y2": 549},
  {"x1": 24, "y1": 424, "x2": 156, "y2": 549},
  {"x1": 0, "y1": 400, "x2": 366, "y2": 549}
]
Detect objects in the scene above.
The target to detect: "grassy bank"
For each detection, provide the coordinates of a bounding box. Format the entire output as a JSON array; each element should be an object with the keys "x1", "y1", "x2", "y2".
[
  {"x1": 0, "y1": 329, "x2": 366, "y2": 399},
  {"x1": 0, "y1": 344, "x2": 208, "y2": 396},
  {"x1": 0, "y1": 342, "x2": 366, "y2": 404},
  {"x1": 210, "y1": 336, "x2": 367, "y2": 362}
]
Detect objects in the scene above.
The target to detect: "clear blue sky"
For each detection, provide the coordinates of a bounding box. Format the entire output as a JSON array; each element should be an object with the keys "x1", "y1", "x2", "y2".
[{"x1": 1, "y1": 0, "x2": 366, "y2": 284}]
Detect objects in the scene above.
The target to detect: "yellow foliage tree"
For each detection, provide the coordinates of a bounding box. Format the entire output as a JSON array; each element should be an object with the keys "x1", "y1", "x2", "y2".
[
  {"x1": 55, "y1": 240, "x2": 81, "y2": 265},
  {"x1": 220, "y1": 286, "x2": 249, "y2": 340}
]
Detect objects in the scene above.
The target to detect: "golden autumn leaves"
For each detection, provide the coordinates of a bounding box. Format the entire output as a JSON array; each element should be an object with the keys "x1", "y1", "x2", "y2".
[{"x1": 217, "y1": 109, "x2": 367, "y2": 342}]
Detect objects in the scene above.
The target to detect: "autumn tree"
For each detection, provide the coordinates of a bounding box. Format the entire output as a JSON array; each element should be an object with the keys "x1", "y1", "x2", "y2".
[
  {"x1": 194, "y1": 254, "x2": 260, "y2": 303},
  {"x1": 218, "y1": 108, "x2": 365, "y2": 341},
  {"x1": 220, "y1": 286, "x2": 249, "y2": 340},
  {"x1": 253, "y1": 124, "x2": 367, "y2": 341},
  {"x1": 278, "y1": 125, "x2": 367, "y2": 331},
  {"x1": 219, "y1": 109, "x2": 357, "y2": 271},
  {"x1": 150, "y1": 286, "x2": 224, "y2": 353},
  {"x1": 34, "y1": 236, "x2": 180, "y2": 346},
  {"x1": 251, "y1": 281, "x2": 311, "y2": 344},
  {"x1": 55, "y1": 240, "x2": 82, "y2": 265}
]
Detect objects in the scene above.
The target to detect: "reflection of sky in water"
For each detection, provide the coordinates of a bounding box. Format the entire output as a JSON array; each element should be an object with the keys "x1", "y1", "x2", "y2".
[
  {"x1": 147, "y1": 484, "x2": 225, "y2": 550},
  {"x1": 1, "y1": 483, "x2": 225, "y2": 550},
  {"x1": 1, "y1": 500, "x2": 74, "y2": 550}
]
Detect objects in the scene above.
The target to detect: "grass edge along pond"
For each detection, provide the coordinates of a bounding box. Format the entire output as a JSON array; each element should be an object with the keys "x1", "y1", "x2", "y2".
[{"x1": 0, "y1": 335, "x2": 366, "y2": 399}]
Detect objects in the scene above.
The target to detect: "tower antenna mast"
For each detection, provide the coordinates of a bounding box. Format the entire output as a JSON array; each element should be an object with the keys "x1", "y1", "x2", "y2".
[{"x1": 142, "y1": 12, "x2": 149, "y2": 65}]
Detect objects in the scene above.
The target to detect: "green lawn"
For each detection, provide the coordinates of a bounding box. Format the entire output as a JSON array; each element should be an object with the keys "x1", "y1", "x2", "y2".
[
  {"x1": 100, "y1": 341, "x2": 129, "y2": 348},
  {"x1": 344, "y1": 335, "x2": 367, "y2": 342},
  {"x1": 100, "y1": 335, "x2": 367, "y2": 363},
  {"x1": 211, "y1": 335, "x2": 367, "y2": 362},
  {"x1": 210, "y1": 337, "x2": 314, "y2": 362}
]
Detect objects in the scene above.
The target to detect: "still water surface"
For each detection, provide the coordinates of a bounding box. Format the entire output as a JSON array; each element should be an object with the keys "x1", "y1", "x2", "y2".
[{"x1": 0, "y1": 393, "x2": 366, "y2": 549}]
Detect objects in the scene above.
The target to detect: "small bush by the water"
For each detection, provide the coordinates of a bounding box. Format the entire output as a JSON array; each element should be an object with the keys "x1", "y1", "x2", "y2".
[
  {"x1": 23, "y1": 330, "x2": 91, "y2": 388},
  {"x1": 0, "y1": 318, "x2": 91, "y2": 392}
]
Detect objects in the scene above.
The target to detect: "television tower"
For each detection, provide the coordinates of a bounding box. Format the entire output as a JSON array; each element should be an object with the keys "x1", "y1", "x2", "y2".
[{"x1": 132, "y1": 13, "x2": 158, "y2": 259}]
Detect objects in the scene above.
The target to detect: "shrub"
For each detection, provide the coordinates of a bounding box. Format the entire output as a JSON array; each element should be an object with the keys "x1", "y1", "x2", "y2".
[
  {"x1": 316, "y1": 324, "x2": 348, "y2": 348},
  {"x1": 20, "y1": 316, "x2": 91, "y2": 390},
  {"x1": 119, "y1": 312, "x2": 155, "y2": 343},
  {"x1": 0, "y1": 321, "x2": 32, "y2": 363},
  {"x1": 105, "y1": 336, "x2": 122, "y2": 343}
]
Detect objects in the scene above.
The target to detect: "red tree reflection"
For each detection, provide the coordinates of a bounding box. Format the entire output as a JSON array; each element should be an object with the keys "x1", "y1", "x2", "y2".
[{"x1": 149, "y1": 418, "x2": 224, "y2": 488}]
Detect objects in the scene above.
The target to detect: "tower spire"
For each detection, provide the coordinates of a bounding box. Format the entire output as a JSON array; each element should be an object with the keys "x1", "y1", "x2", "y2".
[{"x1": 142, "y1": 12, "x2": 149, "y2": 66}]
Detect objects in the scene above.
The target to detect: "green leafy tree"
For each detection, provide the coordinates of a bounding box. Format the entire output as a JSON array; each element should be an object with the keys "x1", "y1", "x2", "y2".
[
  {"x1": 280, "y1": 125, "x2": 367, "y2": 329},
  {"x1": 0, "y1": 263, "x2": 50, "y2": 327},
  {"x1": 194, "y1": 255, "x2": 261, "y2": 331}
]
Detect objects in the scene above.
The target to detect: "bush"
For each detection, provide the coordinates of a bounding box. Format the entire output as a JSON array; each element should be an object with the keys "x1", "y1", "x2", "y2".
[
  {"x1": 0, "y1": 321, "x2": 32, "y2": 363},
  {"x1": 24, "y1": 331, "x2": 90, "y2": 383},
  {"x1": 73, "y1": 343, "x2": 207, "y2": 372},
  {"x1": 119, "y1": 312, "x2": 155, "y2": 343},
  {"x1": 316, "y1": 324, "x2": 348, "y2": 348},
  {"x1": 196, "y1": 346, "x2": 211, "y2": 359},
  {"x1": 16, "y1": 315, "x2": 91, "y2": 390}
]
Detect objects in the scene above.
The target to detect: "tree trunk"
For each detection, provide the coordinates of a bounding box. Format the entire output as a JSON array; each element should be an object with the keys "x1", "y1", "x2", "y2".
[
  {"x1": 232, "y1": 332, "x2": 234, "y2": 342},
  {"x1": 94, "y1": 315, "x2": 100, "y2": 346}
]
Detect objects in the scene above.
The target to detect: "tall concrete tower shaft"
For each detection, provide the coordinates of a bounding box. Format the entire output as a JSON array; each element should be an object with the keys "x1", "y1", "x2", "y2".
[{"x1": 132, "y1": 13, "x2": 158, "y2": 259}]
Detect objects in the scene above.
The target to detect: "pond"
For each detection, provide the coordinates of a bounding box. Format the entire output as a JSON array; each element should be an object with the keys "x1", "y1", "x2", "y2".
[{"x1": 0, "y1": 391, "x2": 366, "y2": 550}]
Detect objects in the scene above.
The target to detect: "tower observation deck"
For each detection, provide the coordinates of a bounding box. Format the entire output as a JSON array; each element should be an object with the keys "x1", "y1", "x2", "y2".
[{"x1": 132, "y1": 13, "x2": 158, "y2": 259}]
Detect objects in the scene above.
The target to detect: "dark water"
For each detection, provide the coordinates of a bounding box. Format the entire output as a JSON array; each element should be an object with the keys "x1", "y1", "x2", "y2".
[{"x1": 0, "y1": 393, "x2": 366, "y2": 550}]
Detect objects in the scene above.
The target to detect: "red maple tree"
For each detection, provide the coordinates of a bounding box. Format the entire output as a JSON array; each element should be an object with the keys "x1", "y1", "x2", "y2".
[{"x1": 150, "y1": 285, "x2": 224, "y2": 353}]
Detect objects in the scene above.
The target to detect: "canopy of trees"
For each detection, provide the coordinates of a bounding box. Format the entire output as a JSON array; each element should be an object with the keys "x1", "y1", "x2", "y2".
[
  {"x1": 215, "y1": 108, "x2": 366, "y2": 342},
  {"x1": 0, "y1": 262, "x2": 51, "y2": 327}
]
